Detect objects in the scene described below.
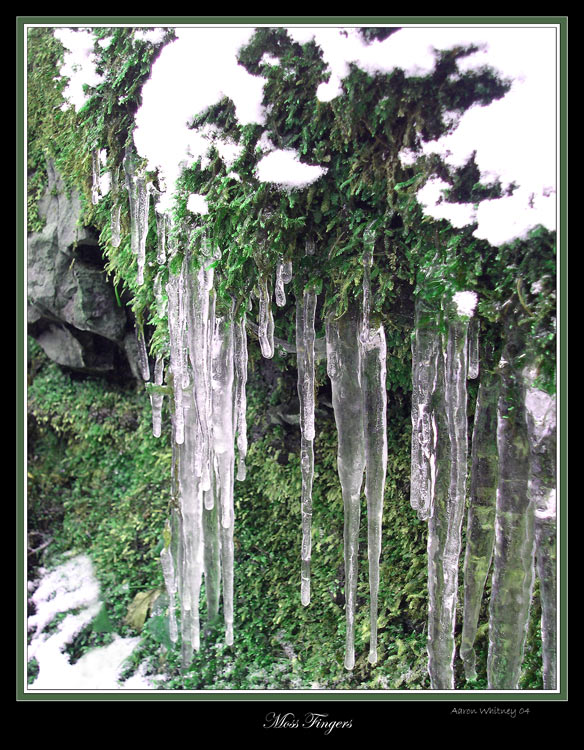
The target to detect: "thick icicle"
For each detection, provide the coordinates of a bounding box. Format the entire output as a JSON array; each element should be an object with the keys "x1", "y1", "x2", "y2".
[
  {"x1": 202, "y1": 478, "x2": 221, "y2": 624},
  {"x1": 361, "y1": 324, "x2": 387, "y2": 665},
  {"x1": 177, "y1": 396, "x2": 205, "y2": 665},
  {"x1": 135, "y1": 325, "x2": 150, "y2": 381},
  {"x1": 460, "y1": 341, "x2": 499, "y2": 681},
  {"x1": 186, "y1": 261, "x2": 214, "y2": 494},
  {"x1": 275, "y1": 258, "x2": 287, "y2": 307},
  {"x1": 524, "y1": 367, "x2": 557, "y2": 690},
  {"x1": 166, "y1": 271, "x2": 186, "y2": 445},
  {"x1": 426, "y1": 293, "x2": 475, "y2": 689},
  {"x1": 258, "y1": 275, "x2": 275, "y2": 359},
  {"x1": 410, "y1": 295, "x2": 439, "y2": 521},
  {"x1": 468, "y1": 316, "x2": 480, "y2": 380},
  {"x1": 123, "y1": 145, "x2": 150, "y2": 286},
  {"x1": 211, "y1": 310, "x2": 236, "y2": 645},
  {"x1": 326, "y1": 304, "x2": 365, "y2": 670},
  {"x1": 233, "y1": 310, "x2": 248, "y2": 482},
  {"x1": 296, "y1": 288, "x2": 317, "y2": 606},
  {"x1": 154, "y1": 205, "x2": 169, "y2": 265},
  {"x1": 150, "y1": 355, "x2": 165, "y2": 438},
  {"x1": 281, "y1": 258, "x2": 293, "y2": 284},
  {"x1": 91, "y1": 148, "x2": 102, "y2": 205},
  {"x1": 160, "y1": 521, "x2": 178, "y2": 643},
  {"x1": 110, "y1": 167, "x2": 122, "y2": 248},
  {"x1": 487, "y1": 314, "x2": 535, "y2": 690}
]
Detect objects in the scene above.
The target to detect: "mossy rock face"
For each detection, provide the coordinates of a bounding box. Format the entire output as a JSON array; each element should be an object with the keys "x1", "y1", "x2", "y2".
[{"x1": 27, "y1": 161, "x2": 137, "y2": 376}]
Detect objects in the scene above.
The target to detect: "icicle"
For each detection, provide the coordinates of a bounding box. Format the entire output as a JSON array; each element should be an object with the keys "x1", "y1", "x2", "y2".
[
  {"x1": 203, "y1": 476, "x2": 221, "y2": 624},
  {"x1": 178, "y1": 396, "x2": 205, "y2": 664},
  {"x1": 91, "y1": 148, "x2": 102, "y2": 205},
  {"x1": 282, "y1": 258, "x2": 293, "y2": 284},
  {"x1": 211, "y1": 310, "x2": 235, "y2": 530},
  {"x1": 123, "y1": 145, "x2": 151, "y2": 286},
  {"x1": 487, "y1": 315, "x2": 535, "y2": 690},
  {"x1": 155, "y1": 206, "x2": 169, "y2": 266},
  {"x1": 361, "y1": 324, "x2": 387, "y2": 665},
  {"x1": 410, "y1": 295, "x2": 440, "y2": 521},
  {"x1": 160, "y1": 521, "x2": 178, "y2": 643},
  {"x1": 524, "y1": 367, "x2": 557, "y2": 690},
  {"x1": 150, "y1": 355, "x2": 165, "y2": 438},
  {"x1": 258, "y1": 275, "x2": 275, "y2": 358},
  {"x1": 186, "y1": 260, "x2": 214, "y2": 494},
  {"x1": 358, "y1": 228, "x2": 387, "y2": 665},
  {"x1": 275, "y1": 258, "x2": 287, "y2": 307},
  {"x1": 426, "y1": 293, "x2": 475, "y2": 689},
  {"x1": 135, "y1": 325, "x2": 150, "y2": 381},
  {"x1": 468, "y1": 316, "x2": 480, "y2": 379},
  {"x1": 234, "y1": 310, "x2": 248, "y2": 482},
  {"x1": 211, "y1": 308, "x2": 235, "y2": 644},
  {"x1": 326, "y1": 304, "x2": 365, "y2": 670},
  {"x1": 296, "y1": 290, "x2": 317, "y2": 606},
  {"x1": 166, "y1": 273, "x2": 185, "y2": 445},
  {"x1": 110, "y1": 167, "x2": 122, "y2": 248},
  {"x1": 460, "y1": 343, "x2": 499, "y2": 682}
]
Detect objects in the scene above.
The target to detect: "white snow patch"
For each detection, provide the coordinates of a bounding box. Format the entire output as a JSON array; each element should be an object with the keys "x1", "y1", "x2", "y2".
[
  {"x1": 256, "y1": 148, "x2": 328, "y2": 189},
  {"x1": 54, "y1": 28, "x2": 104, "y2": 111},
  {"x1": 187, "y1": 193, "x2": 209, "y2": 215},
  {"x1": 27, "y1": 554, "x2": 155, "y2": 691},
  {"x1": 452, "y1": 290, "x2": 478, "y2": 318}
]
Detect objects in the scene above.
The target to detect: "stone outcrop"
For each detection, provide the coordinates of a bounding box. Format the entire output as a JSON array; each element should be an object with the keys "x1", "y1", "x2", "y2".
[{"x1": 27, "y1": 162, "x2": 140, "y2": 378}]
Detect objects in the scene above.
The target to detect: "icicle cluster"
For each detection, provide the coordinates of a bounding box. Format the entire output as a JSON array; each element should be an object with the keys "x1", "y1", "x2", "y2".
[
  {"x1": 410, "y1": 293, "x2": 557, "y2": 689},
  {"x1": 326, "y1": 232, "x2": 387, "y2": 670},
  {"x1": 145, "y1": 233, "x2": 248, "y2": 666}
]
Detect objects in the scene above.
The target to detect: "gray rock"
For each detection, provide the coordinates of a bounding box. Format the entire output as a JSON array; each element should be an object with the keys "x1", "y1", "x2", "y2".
[{"x1": 27, "y1": 162, "x2": 137, "y2": 377}]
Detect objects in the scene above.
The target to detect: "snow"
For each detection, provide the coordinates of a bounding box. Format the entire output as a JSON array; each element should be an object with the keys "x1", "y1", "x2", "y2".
[
  {"x1": 452, "y1": 290, "x2": 478, "y2": 318},
  {"x1": 187, "y1": 193, "x2": 209, "y2": 215},
  {"x1": 54, "y1": 28, "x2": 104, "y2": 111},
  {"x1": 27, "y1": 554, "x2": 154, "y2": 690},
  {"x1": 256, "y1": 149, "x2": 328, "y2": 190}
]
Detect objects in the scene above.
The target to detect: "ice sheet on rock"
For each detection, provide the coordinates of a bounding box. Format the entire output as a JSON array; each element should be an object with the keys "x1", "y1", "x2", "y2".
[
  {"x1": 524, "y1": 367, "x2": 557, "y2": 689},
  {"x1": 326, "y1": 304, "x2": 365, "y2": 670},
  {"x1": 487, "y1": 322, "x2": 535, "y2": 690},
  {"x1": 258, "y1": 275, "x2": 275, "y2": 358},
  {"x1": 426, "y1": 298, "x2": 473, "y2": 689},
  {"x1": 460, "y1": 350, "x2": 499, "y2": 681},
  {"x1": 360, "y1": 324, "x2": 387, "y2": 665},
  {"x1": 410, "y1": 296, "x2": 439, "y2": 521}
]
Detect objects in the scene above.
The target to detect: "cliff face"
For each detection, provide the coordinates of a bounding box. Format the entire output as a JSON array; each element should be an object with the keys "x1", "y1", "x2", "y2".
[{"x1": 27, "y1": 162, "x2": 140, "y2": 379}]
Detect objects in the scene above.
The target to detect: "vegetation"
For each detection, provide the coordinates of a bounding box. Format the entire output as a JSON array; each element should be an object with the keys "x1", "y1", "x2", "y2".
[{"x1": 26, "y1": 25, "x2": 553, "y2": 690}]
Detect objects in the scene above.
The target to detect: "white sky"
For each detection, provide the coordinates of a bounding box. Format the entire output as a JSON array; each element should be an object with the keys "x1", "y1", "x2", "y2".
[{"x1": 52, "y1": 23, "x2": 559, "y2": 246}]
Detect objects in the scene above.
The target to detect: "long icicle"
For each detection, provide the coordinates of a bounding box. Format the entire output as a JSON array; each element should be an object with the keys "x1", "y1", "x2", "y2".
[
  {"x1": 211, "y1": 307, "x2": 236, "y2": 645},
  {"x1": 296, "y1": 278, "x2": 317, "y2": 606},
  {"x1": 426, "y1": 292, "x2": 475, "y2": 689},
  {"x1": 359, "y1": 233, "x2": 387, "y2": 665},
  {"x1": 524, "y1": 366, "x2": 557, "y2": 690},
  {"x1": 460, "y1": 337, "x2": 499, "y2": 681},
  {"x1": 487, "y1": 309, "x2": 535, "y2": 690},
  {"x1": 326, "y1": 302, "x2": 365, "y2": 670},
  {"x1": 234, "y1": 308, "x2": 249, "y2": 482}
]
